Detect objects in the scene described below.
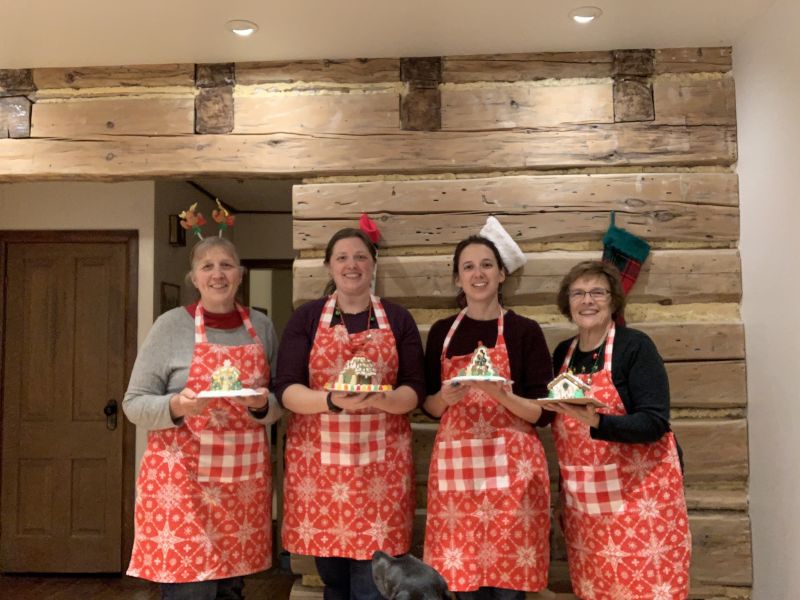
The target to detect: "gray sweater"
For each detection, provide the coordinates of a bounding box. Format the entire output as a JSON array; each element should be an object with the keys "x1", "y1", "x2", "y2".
[{"x1": 123, "y1": 307, "x2": 279, "y2": 430}]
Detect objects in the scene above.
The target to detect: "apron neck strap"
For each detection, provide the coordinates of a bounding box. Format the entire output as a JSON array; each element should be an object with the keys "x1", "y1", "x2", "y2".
[
  {"x1": 441, "y1": 308, "x2": 505, "y2": 360},
  {"x1": 194, "y1": 302, "x2": 257, "y2": 344},
  {"x1": 319, "y1": 293, "x2": 389, "y2": 331}
]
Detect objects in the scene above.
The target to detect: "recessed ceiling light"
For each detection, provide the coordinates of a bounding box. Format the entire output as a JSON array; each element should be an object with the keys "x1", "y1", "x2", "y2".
[
  {"x1": 569, "y1": 6, "x2": 603, "y2": 24},
  {"x1": 227, "y1": 19, "x2": 259, "y2": 37}
]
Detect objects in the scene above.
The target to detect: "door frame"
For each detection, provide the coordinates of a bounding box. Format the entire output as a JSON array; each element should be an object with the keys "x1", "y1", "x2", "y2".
[{"x1": 0, "y1": 229, "x2": 139, "y2": 571}]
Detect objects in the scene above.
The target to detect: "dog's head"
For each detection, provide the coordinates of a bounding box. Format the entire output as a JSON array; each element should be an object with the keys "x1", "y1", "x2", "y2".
[{"x1": 371, "y1": 550, "x2": 449, "y2": 600}]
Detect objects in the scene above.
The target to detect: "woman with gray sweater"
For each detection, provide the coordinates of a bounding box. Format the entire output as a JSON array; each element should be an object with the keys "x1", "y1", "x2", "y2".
[{"x1": 123, "y1": 237, "x2": 281, "y2": 600}]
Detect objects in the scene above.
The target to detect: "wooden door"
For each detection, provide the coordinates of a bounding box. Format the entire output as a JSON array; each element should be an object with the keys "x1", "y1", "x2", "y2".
[{"x1": 1, "y1": 238, "x2": 134, "y2": 572}]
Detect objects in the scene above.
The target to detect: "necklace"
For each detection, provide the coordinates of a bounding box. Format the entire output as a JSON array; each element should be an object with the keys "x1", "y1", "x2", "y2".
[
  {"x1": 334, "y1": 300, "x2": 376, "y2": 339},
  {"x1": 568, "y1": 341, "x2": 605, "y2": 385}
]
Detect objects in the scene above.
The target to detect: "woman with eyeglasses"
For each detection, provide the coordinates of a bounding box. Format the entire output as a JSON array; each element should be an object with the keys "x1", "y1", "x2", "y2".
[{"x1": 548, "y1": 260, "x2": 691, "y2": 600}]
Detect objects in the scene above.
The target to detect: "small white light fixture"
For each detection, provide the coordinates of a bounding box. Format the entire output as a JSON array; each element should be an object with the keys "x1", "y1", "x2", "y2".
[
  {"x1": 227, "y1": 19, "x2": 259, "y2": 37},
  {"x1": 569, "y1": 6, "x2": 603, "y2": 24}
]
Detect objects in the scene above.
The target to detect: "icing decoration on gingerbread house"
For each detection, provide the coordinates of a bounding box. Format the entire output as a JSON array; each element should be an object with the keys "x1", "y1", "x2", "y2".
[
  {"x1": 457, "y1": 344, "x2": 499, "y2": 378},
  {"x1": 546, "y1": 372, "x2": 591, "y2": 399},
  {"x1": 327, "y1": 354, "x2": 392, "y2": 392},
  {"x1": 210, "y1": 359, "x2": 243, "y2": 391}
]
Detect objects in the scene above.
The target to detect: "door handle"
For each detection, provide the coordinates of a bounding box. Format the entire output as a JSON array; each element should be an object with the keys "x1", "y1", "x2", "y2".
[{"x1": 104, "y1": 399, "x2": 118, "y2": 431}]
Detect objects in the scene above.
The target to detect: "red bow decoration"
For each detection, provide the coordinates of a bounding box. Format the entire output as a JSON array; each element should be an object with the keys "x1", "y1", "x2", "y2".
[{"x1": 359, "y1": 213, "x2": 381, "y2": 245}]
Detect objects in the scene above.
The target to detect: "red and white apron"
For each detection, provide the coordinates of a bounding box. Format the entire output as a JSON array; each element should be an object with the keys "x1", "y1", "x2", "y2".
[
  {"x1": 128, "y1": 304, "x2": 271, "y2": 583},
  {"x1": 282, "y1": 294, "x2": 414, "y2": 558},
  {"x1": 424, "y1": 309, "x2": 551, "y2": 593},
  {"x1": 552, "y1": 324, "x2": 691, "y2": 600}
]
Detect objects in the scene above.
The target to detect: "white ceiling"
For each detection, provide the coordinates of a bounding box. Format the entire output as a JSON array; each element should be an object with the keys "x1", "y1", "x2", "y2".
[{"x1": 3, "y1": 0, "x2": 776, "y2": 70}]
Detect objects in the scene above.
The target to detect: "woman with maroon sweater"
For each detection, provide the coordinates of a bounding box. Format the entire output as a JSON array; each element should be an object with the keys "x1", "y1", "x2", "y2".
[
  {"x1": 423, "y1": 234, "x2": 553, "y2": 600},
  {"x1": 273, "y1": 228, "x2": 425, "y2": 600}
]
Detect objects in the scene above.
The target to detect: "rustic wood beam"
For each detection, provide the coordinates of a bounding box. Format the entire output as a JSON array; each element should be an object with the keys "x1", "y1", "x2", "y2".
[
  {"x1": 236, "y1": 58, "x2": 400, "y2": 85},
  {"x1": 0, "y1": 69, "x2": 35, "y2": 97},
  {"x1": 400, "y1": 57, "x2": 442, "y2": 131},
  {"x1": 0, "y1": 97, "x2": 31, "y2": 138},
  {"x1": 31, "y1": 97, "x2": 194, "y2": 137},
  {"x1": 195, "y1": 63, "x2": 234, "y2": 134},
  {"x1": 293, "y1": 172, "x2": 739, "y2": 249},
  {"x1": 0, "y1": 124, "x2": 737, "y2": 181},
  {"x1": 655, "y1": 47, "x2": 733, "y2": 74},
  {"x1": 33, "y1": 64, "x2": 194, "y2": 90},
  {"x1": 443, "y1": 51, "x2": 614, "y2": 82}
]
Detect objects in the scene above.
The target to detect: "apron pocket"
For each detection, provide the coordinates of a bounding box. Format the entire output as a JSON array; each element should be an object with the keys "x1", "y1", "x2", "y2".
[
  {"x1": 561, "y1": 463, "x2": 624, "y2": 515},
  {"x1": 320, "y1": 413, "x2": 387, "y2": 466},
  {"x1": 437, "y1": 437, "x2": 510, "y2": 492},
  {"x1": 197, "y1": 429, "x2": 266, "y2": 483}
]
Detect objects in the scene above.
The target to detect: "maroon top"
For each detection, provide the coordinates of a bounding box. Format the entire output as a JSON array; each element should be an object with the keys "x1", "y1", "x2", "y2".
[
  {"x1": 425, "y1": 310, "x2": 554, "y2": 426},
  {"x1": 184, "y1": 302, "x2": 248, "y2": 329},
  {"x1": 273, "y1": 297, "x2": 426, "y2": 407}
]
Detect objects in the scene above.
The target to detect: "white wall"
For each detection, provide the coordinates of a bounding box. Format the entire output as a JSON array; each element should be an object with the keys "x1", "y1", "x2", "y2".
[
  {"x1": 0, "y1": 181, "x2": 156, "y2": 348},
  {"x1": 734, "y1": 1, "x2": 800, "y2": 597}
]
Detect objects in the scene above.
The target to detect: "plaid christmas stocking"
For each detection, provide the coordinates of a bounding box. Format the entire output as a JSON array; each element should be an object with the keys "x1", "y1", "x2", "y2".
[{"x1": 602, "y1": 211, "x2": 651, "y2": 324}]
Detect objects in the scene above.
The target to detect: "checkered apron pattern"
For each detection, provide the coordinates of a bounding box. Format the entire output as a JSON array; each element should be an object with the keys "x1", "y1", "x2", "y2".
[
  {"x1": 197, "y1": 430, "x2": 266, "y2": 482},
  {"x1": 424, "y1": 310, "x2": 551, "y2": 593},
  {"x1": 127, "y1": 303, "x2": 272, "y2": 583},
  {"x1": 551, "y1": 324, "x2": 692, "y2": 600},
  {"x1": 282, "y1": 294, "x2": 414, "y2": 559},
  {"x1": 320, "y1": 412, "x2": 387, "y2": 466},
  {"x1": 436, "y1": 437, "x2": 509, "y2": 492}
]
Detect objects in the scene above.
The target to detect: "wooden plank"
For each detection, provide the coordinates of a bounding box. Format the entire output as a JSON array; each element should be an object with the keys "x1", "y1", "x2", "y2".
[
  {"x1": 31, "y1": 97, "x2": 194, "y2": 137},
  {"x1": 653, "y1": 77, "x2": 737, "y2": 126},
  {"x1": 443, "y1": 51, "x2": 614, "y2": 82},
  {"x1": 668, "y1": 361, "x2": 746, "y2": 408},
  {"x1": 195, "y1": 86, "x2": 234, "y2": 134},
  {"x1": 33, "y1": 64, "x2": 194, "y2": 90},
  {"x1": 292, "y1": 172, "x2": 739, "y2": 249},
  {"x1": 293, "y1": 249, "x2": 742, "y2": 308},
  {"x1": 0, "y1": 70, "x2": 35, "y2": 96},
  {"x1": 441, "y1": 82, "x2": 613, "y2": 129},
  {"x1": 234, "y1": 92, "x2": 400, "y2": 135},
  {"x1": 689, "y1": 512, "x2": 752, "y2": 586},
  {"x1": 236, "y1": 59, "x2": 400, "y2": 85},
  {"x1": 0, "y1": 124, "x2": 737, "y2": 181},
  {"x1": 674, "y1": 419, "x2": 748, "y2": 484},
  {"x1": 295, "y1": 172, "x2": 739, "y2": 217},
  {"x1": 655, "y1": 47, "x2": 733, "y2": 74},
  {"x1": 0, "y1": 97, "x2": 31, "y2": 138},
  {"x1": 684, "y1": 486, "x2": 748, "y2": 511}
]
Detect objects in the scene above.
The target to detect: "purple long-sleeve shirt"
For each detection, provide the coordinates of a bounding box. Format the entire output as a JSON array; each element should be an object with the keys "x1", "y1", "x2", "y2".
[{"x1": 273, "y1": 297, "x2": 426, "y2": 407}]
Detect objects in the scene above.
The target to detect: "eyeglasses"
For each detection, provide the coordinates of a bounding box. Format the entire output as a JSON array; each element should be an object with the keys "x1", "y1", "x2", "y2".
[{"x1": 568, "y1": 288, "x2": 611, "y2": 301}]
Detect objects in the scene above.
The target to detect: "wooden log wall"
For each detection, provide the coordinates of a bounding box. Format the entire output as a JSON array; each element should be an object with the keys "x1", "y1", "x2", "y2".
[{"x1": 0, "y1": 47, "x2": 749, "y2": 599}]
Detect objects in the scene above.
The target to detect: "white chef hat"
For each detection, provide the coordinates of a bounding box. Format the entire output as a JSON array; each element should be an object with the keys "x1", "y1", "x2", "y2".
[{"x1": 479, "y1": 216, "x2": 527, "y2": 274}]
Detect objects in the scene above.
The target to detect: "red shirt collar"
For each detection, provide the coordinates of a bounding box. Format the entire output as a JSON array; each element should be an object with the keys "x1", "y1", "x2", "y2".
[{"x1": 185, "y1": 302, "x2": 247, "y2": 330}]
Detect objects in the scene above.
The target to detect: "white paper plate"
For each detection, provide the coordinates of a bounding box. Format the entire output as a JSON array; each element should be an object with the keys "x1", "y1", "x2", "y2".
[
  {"x1": 444, "y1": 375, "x2": 508, "y2": 385},
  {"x1": 197, "y1": 388, "x2": 261, "y2": 399}
]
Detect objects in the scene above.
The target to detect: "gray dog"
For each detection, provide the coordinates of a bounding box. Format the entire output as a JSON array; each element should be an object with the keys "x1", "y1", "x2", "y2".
[{"x1": 371, "y1": 550, "x2": 450, "y2": 600}]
